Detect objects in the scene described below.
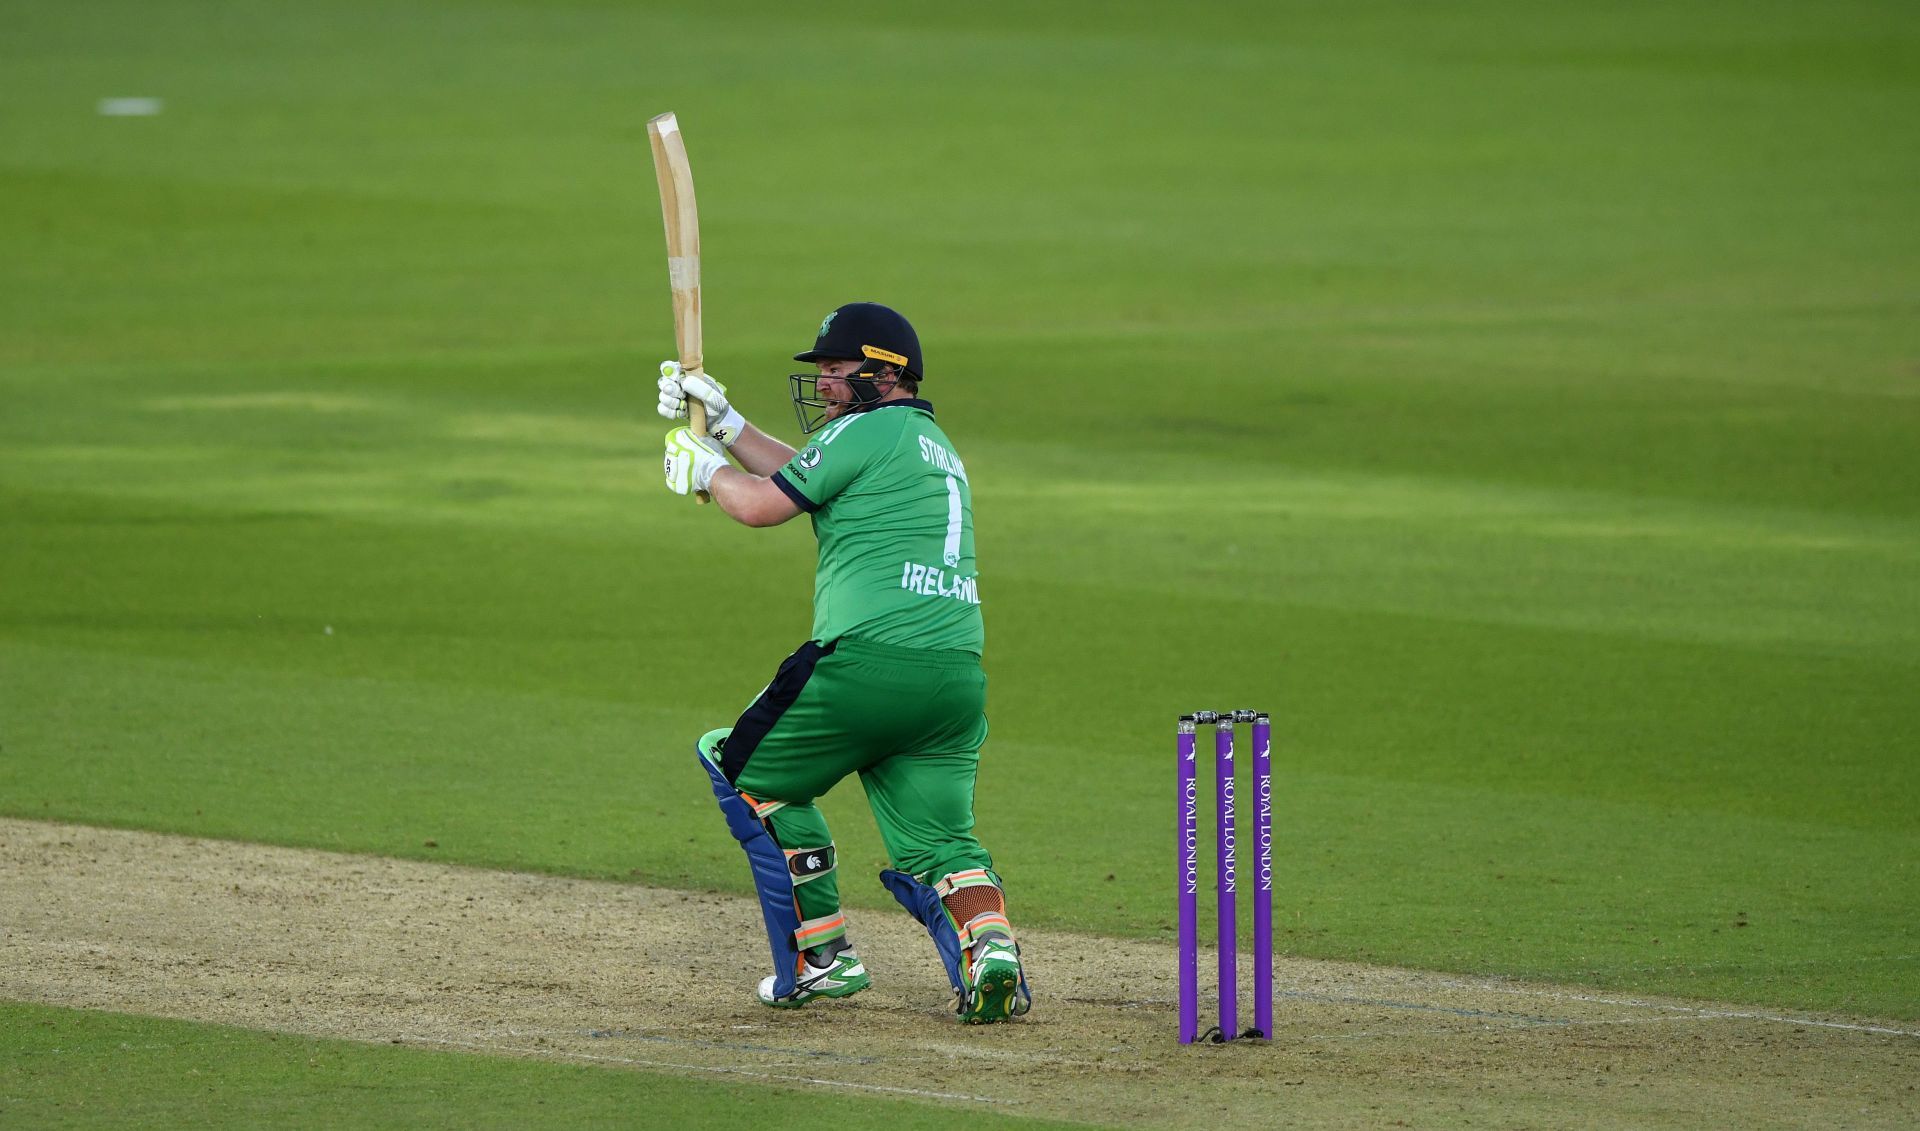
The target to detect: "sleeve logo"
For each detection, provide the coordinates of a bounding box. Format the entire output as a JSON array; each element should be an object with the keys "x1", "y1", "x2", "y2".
[{"x1": 798, "y1": 446, "x2": 822, "y2": 469}]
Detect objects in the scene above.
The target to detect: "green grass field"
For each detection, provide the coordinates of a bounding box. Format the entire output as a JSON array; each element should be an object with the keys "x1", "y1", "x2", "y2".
[
  {"x1": 0, "y1": 1002, "x2": 1078, "y2": 1130},
  {"x1": 4, "y1": 0, "x2": 1916, "y2": 1123}
]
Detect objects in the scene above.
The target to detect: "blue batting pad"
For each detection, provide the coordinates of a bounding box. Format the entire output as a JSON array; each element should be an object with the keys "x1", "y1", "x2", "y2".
[
  {"x1": 879, "y1": 868, "x2": 967, "y2": 996},
  {"x1": 699, "y1": 745, "x2": 801, "y2": 999}
]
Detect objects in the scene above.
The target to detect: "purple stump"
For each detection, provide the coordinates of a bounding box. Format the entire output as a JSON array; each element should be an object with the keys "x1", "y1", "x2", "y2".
[
  {"x1": 1177, "y1": 716, "x2": 1199, "y2": 1044},
  {"x1": 1253, "y1": 713, "x2": 1273, "y2": 1039},
  {"x1": 1214, "y1": 714, "x2": 1238, "y2": 1041}
]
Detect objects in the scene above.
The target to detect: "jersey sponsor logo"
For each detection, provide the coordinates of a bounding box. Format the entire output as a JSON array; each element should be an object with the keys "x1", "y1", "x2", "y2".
[
  {"x1": 917, "y1": 435, "x2": 968, "y2": 482},
  {"x1": 797, "y1": 446, "x2": 822, "y2": 468},
  {"x1": 899, "y1": 561, "x2": 981, "y2": 605}
]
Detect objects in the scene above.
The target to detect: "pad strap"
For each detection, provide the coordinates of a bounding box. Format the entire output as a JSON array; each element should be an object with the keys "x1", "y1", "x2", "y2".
[
  {"x1": 956, "y1": 910, "x2": 1014, "y2": 948},
  {"x1": 784, "y1": 844, "x2": 836, "y2": 887},
  {"x1": 794, "y1": 912, "x2": 847, "y2": 949},
  {"x1": 934, "y1": 868, "x2": 997, "y2": 896}
]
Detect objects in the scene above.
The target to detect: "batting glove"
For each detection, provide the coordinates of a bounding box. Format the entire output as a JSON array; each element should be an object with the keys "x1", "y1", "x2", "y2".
[
  {"x1": 663, "y1": 426, "x2": 728, "y2": 496},
  {"x1": 658, "y1": 361, "x2": 747, "y2": 447}
]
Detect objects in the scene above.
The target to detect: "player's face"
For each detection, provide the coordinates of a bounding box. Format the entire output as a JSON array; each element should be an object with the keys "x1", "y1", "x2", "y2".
[{"x1": 814, "y1": 360, "x2": 863, "y2": 419}]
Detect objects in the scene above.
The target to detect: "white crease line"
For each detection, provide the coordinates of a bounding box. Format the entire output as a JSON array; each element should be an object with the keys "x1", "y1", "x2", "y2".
[
  {"x1": 1422, "y1": 981, "x2": 1919, "y2": 1038},
  {"x1": 1556, "y1": 1016, "x2": 1722, "y2": 1028},
  {"x1": 401, "y1": 1035, "x2": 1015, "y2": 1105}
]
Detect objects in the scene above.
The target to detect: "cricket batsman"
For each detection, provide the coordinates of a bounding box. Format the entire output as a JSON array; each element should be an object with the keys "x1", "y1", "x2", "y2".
[{"x1": 656, "y1": 302, "x2": 1030, "y2": 1023}]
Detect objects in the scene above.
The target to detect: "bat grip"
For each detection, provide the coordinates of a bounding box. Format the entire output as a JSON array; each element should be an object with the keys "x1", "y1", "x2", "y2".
[{"x1": 686, "y1": 389, "x2": 712, "y2": 505}]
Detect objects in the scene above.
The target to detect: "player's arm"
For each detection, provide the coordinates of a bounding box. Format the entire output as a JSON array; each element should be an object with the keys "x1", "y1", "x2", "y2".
[
  {"x1": 657, "y1": 362, "x2": 796, "y2": 476},
  {"x1": 722, "y1": 422, "x2": 798, "y2": 477},
  {"x1": 709, "y1": 466, "x2": 802, "y2": 527}
]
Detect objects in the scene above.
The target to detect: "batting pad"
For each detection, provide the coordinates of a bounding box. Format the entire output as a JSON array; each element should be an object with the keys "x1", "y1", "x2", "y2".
[
  {"x1": 879, "y1": 869, "x2": 966, "y2": 995},
  {"x1": 879, "y1": 868, "x2": 1032, "y2": 1012},
  {"x1": 698, "y1": 737, "x2": 804, "y2": 999}
]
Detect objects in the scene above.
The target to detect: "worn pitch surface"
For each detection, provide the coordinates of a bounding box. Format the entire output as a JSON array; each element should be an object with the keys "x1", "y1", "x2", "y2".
[{"x1": 4, "y1": 819, "x2": 1912, "y2": 1129}]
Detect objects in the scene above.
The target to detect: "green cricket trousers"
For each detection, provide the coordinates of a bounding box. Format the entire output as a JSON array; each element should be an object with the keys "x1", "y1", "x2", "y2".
[{"x1": 716, "y1": 637, "x2": 994, "y2": 946}]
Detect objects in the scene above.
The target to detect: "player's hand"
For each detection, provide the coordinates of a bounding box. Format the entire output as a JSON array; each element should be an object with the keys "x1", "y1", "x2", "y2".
[
  {"x1": 657, "y1": 361, "x2": 745, "y2": 447},
  {"x1": 663, "y1": 426, "x2": 728, "y2": 496},
  {"x1": 656, "y1": 360, "x2": 724, "y2": 420}
]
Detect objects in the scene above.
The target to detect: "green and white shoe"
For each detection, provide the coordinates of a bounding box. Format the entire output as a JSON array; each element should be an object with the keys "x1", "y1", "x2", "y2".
[
  {"x1": 958, "y1": 939, "x2": 1028, "y2": 1024},
  {"x1": 757, "y1": 944, "x2": 871, "y2": 1009}
]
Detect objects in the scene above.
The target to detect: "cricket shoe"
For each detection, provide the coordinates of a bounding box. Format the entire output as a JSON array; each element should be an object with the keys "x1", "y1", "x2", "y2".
[
  {"x1": 756, "y1": 945, "x2": 870, "y2": 1008},
  {"x1": 957, "y1": 939, "x2": 1029, "y2": 1024}
]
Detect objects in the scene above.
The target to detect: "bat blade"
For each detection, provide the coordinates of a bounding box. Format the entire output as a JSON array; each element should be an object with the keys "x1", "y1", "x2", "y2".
[{"x1": 646, "y1": 111, "x2": 711, "y2": 502}]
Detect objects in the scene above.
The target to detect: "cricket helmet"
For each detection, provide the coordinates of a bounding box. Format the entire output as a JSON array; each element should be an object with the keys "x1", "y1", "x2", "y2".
[
  {"x1": 789, "y1": 302, "x2": 923, "y2": 433},
  {"x1": 793, "y1": 302, "x2": 923, "y2": 380}
]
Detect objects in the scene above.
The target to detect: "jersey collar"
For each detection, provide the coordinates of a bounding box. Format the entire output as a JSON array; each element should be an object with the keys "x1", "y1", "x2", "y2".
[{"x1": 861, "y1": 397, "x2": 933, "y2": 416}]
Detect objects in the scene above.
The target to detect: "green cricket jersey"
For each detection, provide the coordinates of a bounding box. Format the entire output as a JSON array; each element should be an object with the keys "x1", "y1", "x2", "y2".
[{"x1": 770, "y1": 399, "x2": 984, "y2": 656}]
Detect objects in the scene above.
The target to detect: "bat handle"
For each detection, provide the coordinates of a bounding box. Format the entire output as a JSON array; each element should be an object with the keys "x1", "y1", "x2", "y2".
[{"x1": 686, "y1": 385, "x2": 712, "y2": 505}]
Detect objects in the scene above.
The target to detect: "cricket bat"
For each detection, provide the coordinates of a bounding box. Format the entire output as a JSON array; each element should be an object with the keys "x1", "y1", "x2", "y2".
[{"x1": 646, "y1": 111, "x2": 711, "y2": 503}]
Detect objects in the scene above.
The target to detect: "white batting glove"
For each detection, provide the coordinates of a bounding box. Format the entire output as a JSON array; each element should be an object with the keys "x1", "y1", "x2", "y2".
[
  {"x1": 657, "y1": 361, "x2": 747, "y2": 447},
  {"x1": 663, "y1": 426, "x2": 728, "y2": 496}
]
